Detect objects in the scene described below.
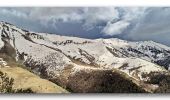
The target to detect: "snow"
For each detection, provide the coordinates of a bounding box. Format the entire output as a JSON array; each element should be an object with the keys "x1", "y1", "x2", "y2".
[
  {"x1": 100, "y1": 38, "x2": 130, "y2": 47},
  {"x1": 0, "y1": 21, "x2": 170, "y2": 83}
]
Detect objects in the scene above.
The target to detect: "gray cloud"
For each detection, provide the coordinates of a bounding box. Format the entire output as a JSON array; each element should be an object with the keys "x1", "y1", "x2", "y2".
[
  {"x1": 0, "y1": 7, "x2": 170, "y2": 46},
  {"x1": 124, "y1": 7, "x2": 170, "y2": 46}
]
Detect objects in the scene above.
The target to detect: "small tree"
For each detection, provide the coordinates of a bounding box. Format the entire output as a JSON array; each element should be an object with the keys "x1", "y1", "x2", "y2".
[{"x1": 0, "y1": 71, "x2": 14, "y2": 93}]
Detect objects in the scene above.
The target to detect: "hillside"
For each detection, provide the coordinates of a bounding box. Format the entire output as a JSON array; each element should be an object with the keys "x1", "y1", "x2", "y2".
[
  {"x1": 0, "y1": 67, "x2": 68, "y2": 93},
  {"x1": 0, "y1": 56, "x2": 68, "y2": 93},
  {"x1": 1, "y1": 21, "x2": 170, "y2": 93}
]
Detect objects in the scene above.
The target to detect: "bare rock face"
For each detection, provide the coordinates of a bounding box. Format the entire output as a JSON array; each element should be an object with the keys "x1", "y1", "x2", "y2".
[{"x1": 1, "y1": 21, "x2": 170, "y2": 93}]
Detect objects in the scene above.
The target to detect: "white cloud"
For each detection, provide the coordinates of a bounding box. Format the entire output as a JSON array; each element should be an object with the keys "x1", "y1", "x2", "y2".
[
  {"x1": 82, "y1": 7, "x2": 119, "y2": 30},
  {"x1": 1, "y1": 7, "x2": 170, "y2": 46},
  {"x1": 0, "y1": 7, "x2": 143, "y2": 35},
  {"x1": 101, "y1": 7, "x2": 147, "y2": 36},
  {"x1": 25, "y1": 7, "x2": 120, "y2": 31},
  {"x1": 0, "y1": 7, "x2": 147, "y2": 36},
  {"x1": 0, "y1": 8, "x2": 28, "y2": 18},
  {"x1": 124, "y1": 7, "x2": 170, "y2": 46},
  {"x1": 33, "y1": 8, "x2": 83, "y2": 22},
  {"x1": 102, "y1": 21, "x2": 130, "y2": 35}
]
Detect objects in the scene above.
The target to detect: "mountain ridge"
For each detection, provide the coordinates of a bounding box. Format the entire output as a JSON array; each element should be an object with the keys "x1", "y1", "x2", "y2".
[{"x1": 1, "y1": 21, "x2": 170, "y2": 93}]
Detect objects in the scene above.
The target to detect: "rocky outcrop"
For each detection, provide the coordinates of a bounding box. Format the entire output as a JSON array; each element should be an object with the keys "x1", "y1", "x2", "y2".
[{"x1": 0, "y1": 58, "x2": 9, "y2": 68}]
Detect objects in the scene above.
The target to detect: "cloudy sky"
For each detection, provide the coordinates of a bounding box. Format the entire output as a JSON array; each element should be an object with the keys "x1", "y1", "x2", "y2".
[{"x1": 0, "y1": 7, "x2": 170, "y2": 46}]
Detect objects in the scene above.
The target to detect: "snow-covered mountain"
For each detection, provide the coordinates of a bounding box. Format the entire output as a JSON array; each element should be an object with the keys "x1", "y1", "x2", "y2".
[{"x1": 1, "y1": 21, "x2": 170, "y2": 93}]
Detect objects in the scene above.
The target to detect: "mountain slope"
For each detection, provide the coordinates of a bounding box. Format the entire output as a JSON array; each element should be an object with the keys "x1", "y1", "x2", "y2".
[
  {"x1": 0, "y1": 56, "x2": 68, "y2": 93},
  {"x1": 0, "y1": 67, "x2": 68, "y2": 93},
  {"x1": 1, "y1": 21, "x2": 170, "y2": 93}
]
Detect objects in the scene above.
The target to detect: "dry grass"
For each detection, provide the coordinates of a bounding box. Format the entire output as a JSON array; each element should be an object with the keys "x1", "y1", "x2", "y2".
[{"x1": 0, "y1": 67, "x2": 68, "y2": 93}]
